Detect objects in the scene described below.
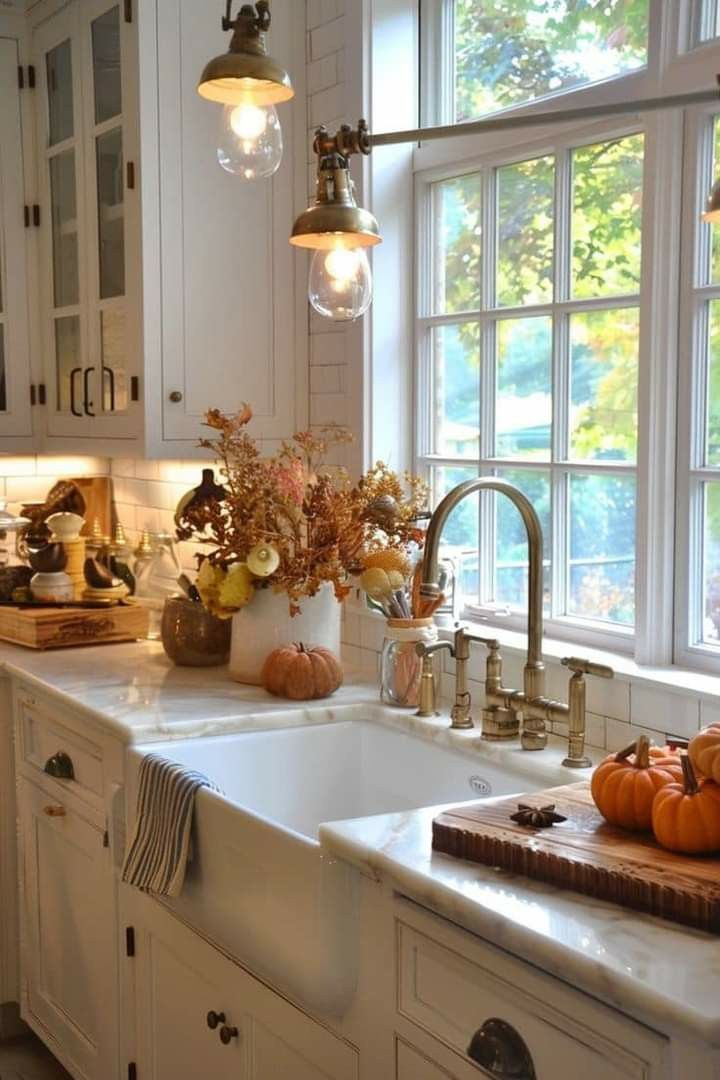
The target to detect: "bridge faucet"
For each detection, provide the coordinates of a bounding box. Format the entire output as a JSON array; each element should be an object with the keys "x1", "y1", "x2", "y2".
[{"x1": 419, "y1": 478, "x2": 614, "y2": 759}]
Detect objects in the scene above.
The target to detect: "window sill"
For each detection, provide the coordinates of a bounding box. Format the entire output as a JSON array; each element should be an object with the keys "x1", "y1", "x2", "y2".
[{"x1": 437, "y1": 617, "x2": 720, "y2": 704}]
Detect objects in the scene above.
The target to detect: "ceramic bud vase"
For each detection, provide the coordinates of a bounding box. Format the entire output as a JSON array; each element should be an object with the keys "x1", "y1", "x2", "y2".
[{"x1": 229, "y1": 583, "x2": 342, "y2": 685}]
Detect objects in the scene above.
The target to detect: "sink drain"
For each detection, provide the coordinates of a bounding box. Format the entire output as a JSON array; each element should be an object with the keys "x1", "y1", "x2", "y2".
[{"x1": 468, "y1": 775, "x2": 493, "y2": 796}]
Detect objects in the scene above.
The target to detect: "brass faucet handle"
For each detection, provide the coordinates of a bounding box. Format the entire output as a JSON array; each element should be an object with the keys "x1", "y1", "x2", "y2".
[
  {"x1": 464, "y1": 631, "x2": 501, "y2": 651},
  {"x1": 561, "y1": 656, "x2": 614, "y2": 680}
]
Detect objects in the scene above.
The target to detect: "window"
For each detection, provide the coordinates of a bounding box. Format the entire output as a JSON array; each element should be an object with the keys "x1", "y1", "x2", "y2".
[
  {"x1": 452, "y1": 0, "x2": 649, "y2": 122},
  {"x1": 415, "y1": 0, "x2": 720, "y2": 663}
]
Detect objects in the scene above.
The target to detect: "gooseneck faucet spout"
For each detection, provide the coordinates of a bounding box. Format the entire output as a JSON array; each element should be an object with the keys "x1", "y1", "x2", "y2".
[{"x1": 420, "y1": 478, "x2": 547, "y2": 747}]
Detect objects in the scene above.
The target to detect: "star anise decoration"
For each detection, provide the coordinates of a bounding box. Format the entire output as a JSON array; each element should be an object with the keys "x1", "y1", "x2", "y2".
[{"x1": 510, "y1": 803, "x2": 567, "y2": 829}]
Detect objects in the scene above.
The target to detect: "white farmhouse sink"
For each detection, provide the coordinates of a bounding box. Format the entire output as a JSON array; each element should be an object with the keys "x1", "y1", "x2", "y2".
[{"x1": 127, "y1": 711, "x2": 547, "y2": 1016}]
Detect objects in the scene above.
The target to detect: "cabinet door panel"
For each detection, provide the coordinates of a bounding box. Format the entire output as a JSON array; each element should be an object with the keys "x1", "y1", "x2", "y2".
[
  {"x1": 154, "y1": 0, "x2": 300, "y2": 444},
  {"x1": 0, "y1": 38, "x2": 33, "y2": 438},
  {"x1": 20, "y1": 778, "x2": 117, "y2": 1080}
]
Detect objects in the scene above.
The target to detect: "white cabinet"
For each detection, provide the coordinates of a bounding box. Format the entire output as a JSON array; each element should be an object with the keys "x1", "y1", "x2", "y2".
[
  {"x1": 123, "y1": 888, "x2": 359, "y2": 1080},
  {"x1": 0, "y1": 34, "x2": 34, "y2": 441},
  {"x1": 18, "y1": 774, "x2": 117, "y2": 1080},
  {"x1": 21, "y1": 0, "x2": 306, "y2": 457}
]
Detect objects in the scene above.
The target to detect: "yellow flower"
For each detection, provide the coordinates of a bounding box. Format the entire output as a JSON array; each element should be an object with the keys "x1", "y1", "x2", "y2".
[
  {"x1": 218, "y1": 564, "x2": 255, "y2": 610},
  {"x1": 363, "y1": 549, "x2": 410, "y2": 577}
]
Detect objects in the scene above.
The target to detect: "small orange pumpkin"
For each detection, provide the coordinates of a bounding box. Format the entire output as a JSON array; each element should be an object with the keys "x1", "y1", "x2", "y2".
[
  {"x1": 689, "y1": 723, "x2": 720, "y2": 784},
  {"x1": 261, "y1": 643, "x2": 343, "y2": 701},
  {"x1": 652, "y1": 753, "x2": 720, "y2": 854},
  {"x1": 590, "y1": 735, "x2": 682, "y2": 831}
]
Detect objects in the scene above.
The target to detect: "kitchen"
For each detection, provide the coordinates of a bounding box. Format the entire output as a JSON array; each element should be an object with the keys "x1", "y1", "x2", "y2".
[{"x1": 0, "y1": 1, "x2": 720, "y2": 1078}]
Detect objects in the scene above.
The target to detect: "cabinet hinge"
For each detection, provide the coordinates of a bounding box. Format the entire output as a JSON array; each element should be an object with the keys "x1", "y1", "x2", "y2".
[
  {"x1": 124, "y1": 0, "x2": 132, "y2": 22},
  {"x1": 128, "y1": 1064, "x2": 137, "y2": 1080},
  {"x1": 24, "y1": 205, "x2": 30, "y2": 228},
  {"x1": 30, "y1": 385, "x2": 36, "y2": 407},
  {"x1": 32, "y1": 204, "x2": 40, "y2": 228},
  {"x1": 126, "y1": 161, "x2": 135, "y2": 190},
  {"x1": 17, "y1": 66, "x2": 34, "y2": 89},
  {"x1": 37, "y1": 383, "x2": 46, "y2": 406},
  {"x1": 25, "y1": 205, "x2": 40, "y2": 228},
  {"x1": 125, "y1": 926, "x2": 135, "y2": 957},
  {"x1": 103, "y1": 829, "x2": 109, "y2": 848},
  {"x1": 130, "y1": 376, "x2": 140, "y2": 402}
]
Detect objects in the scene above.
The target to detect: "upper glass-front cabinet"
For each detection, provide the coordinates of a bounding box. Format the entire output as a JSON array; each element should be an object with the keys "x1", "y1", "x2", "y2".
[{"x1": 34, "y1": 0, "x2": 135, "y2": 438}]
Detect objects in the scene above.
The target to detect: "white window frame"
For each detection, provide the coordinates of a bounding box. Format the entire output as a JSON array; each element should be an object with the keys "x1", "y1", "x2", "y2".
[{"x1": 413, "y1": 0, "x2": 716, "y2": 665}]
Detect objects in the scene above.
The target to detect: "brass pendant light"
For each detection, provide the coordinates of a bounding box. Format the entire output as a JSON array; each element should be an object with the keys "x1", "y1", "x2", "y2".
[
  {"x1": 198, "y1": 2, "x2": 294, "y2": 180},
  {"x1": 198, "y1": 1, "x2": 293, "y2": 107},
  {"x1": 291, "y1": 122, "x2": 381, "y2": 321}
]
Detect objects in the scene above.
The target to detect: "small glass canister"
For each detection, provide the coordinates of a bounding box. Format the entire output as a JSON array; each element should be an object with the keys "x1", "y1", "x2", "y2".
[{"x1": 380, "y1": 617, "x2": 438, "y2": 708}]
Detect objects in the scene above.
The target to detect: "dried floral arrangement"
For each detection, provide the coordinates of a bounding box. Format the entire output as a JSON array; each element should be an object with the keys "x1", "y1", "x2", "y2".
[{"x1": 177, "y1": 406, "x2": 428, "y2": 618}]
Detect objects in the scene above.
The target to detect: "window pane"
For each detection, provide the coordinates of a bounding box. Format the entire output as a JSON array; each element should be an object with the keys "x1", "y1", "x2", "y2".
[
  {"x1": 96, "y1": 128, "x2": 125, "y2": 299},
  {"x1": 496, "y1": 317, "x2": 552, "y2": 460},
  {"x1": 706, "y1": 300, "x2": 720, "y2": 466},
  {"x1": 101, "y1": 309, "x2": 128, "y2": 412},
  {"x1": 433, "y1": 324, "x2": 479, "y2": 458},
  {"x1": 492, "y1": 468, "x2": 551, "y2": 613},
  {"x1": 55, "y1": 316, "x2": 81, "y2": 414},
  {"x1": 49, "y1": 150, "x2": 79, "y2": 308},
  {"x1": 454, "y1": 0, "x2": 648, "y2": 123},
  {"x1": 432, "y1": 465, "x2": 479, "y2": 600},
  {"x1": 711, "y1": 118, "x2": 720, "y2": 285},
  {"x1": 703, "y1": 482, "x2": 720, "y2": 645},
  {"x1": 0, "y1": 326, "x2": 6, "y2": 412},
  {"x1": 46, "y1": 39, "x2": 74, "y2": 146},
  {"x1": 570, "y1": 307, "x2": 639, "y2": 463},
  {"x1": 432, "y1": 174, "x2": 481, "y2": 315},
  {"x1": 497, "y1": 156, "x2": 554, "y2": 308},
  {"x1": 572, "y1": 134, "x2": 644, "y2": 300},
  {"x1": 92, "y1": 7, "x2": 122, "y2": 124},
  {"x1": 569, "y1": 472, "x2": 635, "y2": 625}
]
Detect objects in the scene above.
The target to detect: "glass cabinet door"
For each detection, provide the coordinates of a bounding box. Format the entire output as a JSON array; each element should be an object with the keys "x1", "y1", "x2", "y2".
[{"x1": 88, "y1": 3, "x2": 128, "y2": 416}]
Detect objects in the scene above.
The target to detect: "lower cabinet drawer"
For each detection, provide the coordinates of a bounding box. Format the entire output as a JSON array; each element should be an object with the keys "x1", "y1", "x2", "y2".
[
  {"x1": 397, "y1": 919, "x2": 668, "y2": 1080},
  {"x1": 16, "y1": 690, "x2": 104, "y2": 812}
]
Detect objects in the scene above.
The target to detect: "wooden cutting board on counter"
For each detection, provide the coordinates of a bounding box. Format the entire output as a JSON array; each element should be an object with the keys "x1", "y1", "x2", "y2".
[
  {"x1": 433, "y1": 782, "x2": 720, "y2": 933},
  {"x1": 0, "y1": 603, "x2": 149, "y2": 649}
]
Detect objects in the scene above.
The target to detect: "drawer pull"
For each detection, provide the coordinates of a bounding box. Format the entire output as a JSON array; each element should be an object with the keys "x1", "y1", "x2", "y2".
[
  {"x1": 219, "y1": 1025, "x2": 239, "y2": 1045},
  {"x1": 206, "y1": 1011, "x2": 225, "y2": 1030},
  {"x1": 44, "y1": 751, "x2": 75, "y2": 781},
  {"x1": 43, "y1": 805, "x2": 67, "y2": 818},
  {"x1": 467, "y1": 1019, "x2": 536, "y2": 1079}
]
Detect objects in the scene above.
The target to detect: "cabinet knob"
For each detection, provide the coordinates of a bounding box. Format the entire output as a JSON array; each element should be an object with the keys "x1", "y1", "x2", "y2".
[
  {"x1": 206, "y1": 1011, "x2": 225, "y2": 1030},
  {"x1": 43, "y1": 805, "x2": 67, "y2": 818},
  {"x1": 467, "y1": 1019, "x2": 536, "y2": 1078},
  {"x1": 219, "y1": 1025, "x2": 239, "y2": 1045},
  {"x1": 169, "y1": 391, "x2": 183, "y2": 403},
  {"x1": 44, "y1": 751, "x2": 75, "y2": 781}
]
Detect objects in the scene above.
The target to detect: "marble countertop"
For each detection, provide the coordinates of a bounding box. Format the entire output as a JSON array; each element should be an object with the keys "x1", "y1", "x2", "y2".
[{"x1": 1, "y1": 638, "x2": 718, "y2": 1047}]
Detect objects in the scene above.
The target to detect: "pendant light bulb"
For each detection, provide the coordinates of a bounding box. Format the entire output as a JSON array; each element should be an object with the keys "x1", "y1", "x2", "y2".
[
  {"x1": 309, "y1": 244, "x2": 373, "y2": 322},
  {"x1": 217, "y1": 102, "x2": 283, "y2": 179}
]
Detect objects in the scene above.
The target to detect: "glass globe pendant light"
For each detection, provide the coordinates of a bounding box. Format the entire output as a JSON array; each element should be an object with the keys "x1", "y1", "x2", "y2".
[
  {"x1": 290, "y1": 121, "x2": 381, "y2": 322},
  {"x1": 198, "y1": 1, "x2": 293, "y2": 181}
]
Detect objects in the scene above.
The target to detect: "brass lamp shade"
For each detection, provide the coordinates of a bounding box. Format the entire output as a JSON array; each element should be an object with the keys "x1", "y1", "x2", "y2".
[
  {"x1": 198, "y1": 52, "x2": 294, "y2": 107},
  {"x1": 703, "y1": 179, "x2": 720, "y2": 224},
  {"x1": 290, "y1": 204, "x2": 382, "y2": 250}
]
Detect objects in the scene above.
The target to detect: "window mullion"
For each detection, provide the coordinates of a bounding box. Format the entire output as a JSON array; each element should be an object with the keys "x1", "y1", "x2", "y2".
[
  {"x1": 478, "y1": 164, "x2": 497, "y2": 605},
  {"x1": 550, "y1": 148, "x2": 572, "y2": 618}
]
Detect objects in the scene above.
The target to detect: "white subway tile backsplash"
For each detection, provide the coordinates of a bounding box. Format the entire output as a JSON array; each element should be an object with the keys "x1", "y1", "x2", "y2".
[
  {"x1": 7, "y1": 476, "x2": 57, "y2": 503},
  {"x1": 310, "y1": 393, "x2": 349, "y2": 426},
  {"x1": 310, "y1": 16, "x2": 344, "y2": 60},
  {"x1": 0, "y1": 457, "x2": 37, "y2": 477},
  {"x1": 308, "y1": 53, "x2": 338, "y2": 95},
  {"x1": 700, "y1": 700, "x2": 720, "y2": 728},
  {"x1": 311, "y1": 332, "x2": 347, "y2": 367},
  {"x1": 606, "y1": 717, "x2": 667, "y2": 753},
  {"x1": 310, "y1": 364, "x2": 344, "y2": 395},
  {"x1": 586, "y1": 673, "x2": 630, "y2": 723},
  {"x1": 630, "y1": 684, "x2": 701, "y2": 740},
  {"x1": 359, "y1": 613, "x2": 386, "y2": 654}
]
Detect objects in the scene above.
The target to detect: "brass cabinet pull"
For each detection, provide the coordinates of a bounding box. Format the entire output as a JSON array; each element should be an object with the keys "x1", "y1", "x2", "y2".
[
  {"x1": 44, "y1": 751, "x2": 75, "y2": 780},
  {"x1": 43, "y1": 805, "x2": 67, "y2": 818},
  {"x1": 467, "y1": 1019, "x2": 536, "y2": 1079},
  {"x1": 219, "y1": 1025, "x2": 239, "y2": 1045},
  {"x1": 206, "y1": 1011, "x2": 225, "y2": 1031}
]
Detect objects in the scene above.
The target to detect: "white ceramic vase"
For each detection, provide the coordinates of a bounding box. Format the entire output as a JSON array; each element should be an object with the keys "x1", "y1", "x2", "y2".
[{"x1": 229, "y1": 583, "x2": 342, "y2": 685}]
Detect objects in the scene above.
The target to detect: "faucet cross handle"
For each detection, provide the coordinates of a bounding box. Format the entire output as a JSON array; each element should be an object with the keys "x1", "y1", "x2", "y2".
[
  {"x1": 561, "y1": 656, "x2": 614, "y2": 680},
  {"x1": 561, "y1": 656, "x2": 614, "y2": 769}
]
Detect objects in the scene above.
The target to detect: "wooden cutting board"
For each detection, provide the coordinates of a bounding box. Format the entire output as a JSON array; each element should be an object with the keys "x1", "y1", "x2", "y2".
[
  {"x1": 433, "y1": 782, "x2": 720, "y2": 933},
  {"x1": 0, "y1": 603, "x2": 149, "y2": 649}
]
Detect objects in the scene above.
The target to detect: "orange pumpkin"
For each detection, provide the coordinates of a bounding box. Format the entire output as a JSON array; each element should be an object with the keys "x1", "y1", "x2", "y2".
[
  {"x1": 689, "y1": 723, "x2": 720, "y2": 784},
  {"x1": 590, "y1": 735, "x2": 682, "y2": 831},
  {"x1": 652, "y1": 753, "x2": 720, "y2": 854},
  {"x1": 261, "y1": 643, "x2": 344, "y2": 701}
]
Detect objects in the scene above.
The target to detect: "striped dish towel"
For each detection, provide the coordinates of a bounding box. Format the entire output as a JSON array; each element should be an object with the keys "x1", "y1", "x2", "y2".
[{"x1": 122, "y1": 754, "x2": 221, "y2": 898}]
